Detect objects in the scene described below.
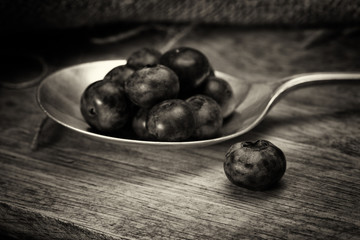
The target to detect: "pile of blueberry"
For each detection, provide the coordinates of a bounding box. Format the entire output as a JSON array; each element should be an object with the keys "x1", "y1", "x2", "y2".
[{"x1": 80, "y1": 47, "x2": 233, "y2": 141}]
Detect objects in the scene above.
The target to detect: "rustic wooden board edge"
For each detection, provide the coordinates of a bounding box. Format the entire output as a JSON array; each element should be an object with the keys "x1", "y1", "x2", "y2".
[{"x1": 0, "y1": 202, "x2": 124, "y2": 240}]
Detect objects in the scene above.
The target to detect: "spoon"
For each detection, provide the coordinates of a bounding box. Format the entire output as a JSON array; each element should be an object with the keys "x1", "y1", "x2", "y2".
[
  {"x1": 37, "y1": 60, "x2": 360, "y2": 148},
  {"x1": 220, "y1": 72, "x2": 360, "y2": 139}
]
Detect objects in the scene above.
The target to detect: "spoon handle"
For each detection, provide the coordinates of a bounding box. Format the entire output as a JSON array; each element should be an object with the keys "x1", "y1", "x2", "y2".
[{"x1": 274, "y1": 72, "x2": 360, "y2": 97}]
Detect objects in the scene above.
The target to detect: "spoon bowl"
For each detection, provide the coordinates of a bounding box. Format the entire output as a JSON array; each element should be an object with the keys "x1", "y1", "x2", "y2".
[{"x1": 37, "y1": 60, "x2": 360, "y2": 148}]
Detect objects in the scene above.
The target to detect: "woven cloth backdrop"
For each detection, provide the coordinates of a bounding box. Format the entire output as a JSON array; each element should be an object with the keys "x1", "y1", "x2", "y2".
[{"x1": 1, "y1": 0, "x2": 360, "y2": 31}]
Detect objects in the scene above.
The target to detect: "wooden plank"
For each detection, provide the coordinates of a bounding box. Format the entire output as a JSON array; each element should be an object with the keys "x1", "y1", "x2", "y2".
[{"x1": 1, "y1": 25, "x2": 360, "y2": 239}]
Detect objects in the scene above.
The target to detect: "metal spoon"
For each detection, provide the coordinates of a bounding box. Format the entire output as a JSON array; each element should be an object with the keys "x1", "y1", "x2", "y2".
[
  {"x1": 37, "y1": 60, "x2": 360, "y2": 148},
  {"x1": 219, "y1": 72, "x2": 360, "y2": 141}
]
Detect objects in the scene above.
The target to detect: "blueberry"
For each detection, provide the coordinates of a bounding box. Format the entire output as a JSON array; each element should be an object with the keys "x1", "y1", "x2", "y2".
[
  {"x1": 127, "y1": 48, "x2": 162, "y2": 70},
  {"x1": 201, "y1": 76, "x2": 234, "y2": 118},
  {"x1": 104, "y1": 65, "x2": 134, "y2": 89},
  {"x1": 160, "y1": 47, "x2": 211, "y2": 98},
  {"x1": 147, "y1": 99, "x2": 195, "y2": 141},
  {"x1": 125, "y1": 65, "x2": 179, "y2": 109},
  {"x1": 224, "y1": 140, "x2": 286, "y2": 190},
  {"x1": 186, "y1": 95, "x2": 223, "y2": 139},
  {"x1": 132, "y1": 108, "x2": 155, "y2": 140},
  {"x1": 80, "y1": 80, "x2": 131, "y2": 133}
]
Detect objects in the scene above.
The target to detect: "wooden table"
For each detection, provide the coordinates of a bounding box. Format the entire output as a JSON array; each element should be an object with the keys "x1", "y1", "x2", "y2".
[{"x1": 1, "y1": 24, "x2": 360, "y2": 239}]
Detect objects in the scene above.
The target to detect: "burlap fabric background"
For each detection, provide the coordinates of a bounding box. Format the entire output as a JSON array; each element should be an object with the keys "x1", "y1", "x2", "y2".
[{"x1": 1, "y1": 0, "x2": 360, "y2": 31}]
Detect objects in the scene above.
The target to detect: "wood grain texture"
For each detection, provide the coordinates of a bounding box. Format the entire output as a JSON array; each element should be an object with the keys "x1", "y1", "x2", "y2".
[{"x1": 1, "y1": 25, "x2": 360, "y2": 240}]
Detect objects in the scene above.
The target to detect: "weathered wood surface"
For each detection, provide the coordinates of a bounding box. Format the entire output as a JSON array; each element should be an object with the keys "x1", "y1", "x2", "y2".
[{"x1": 1, "y1": 25, "x2": 360, "y2": 240}]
